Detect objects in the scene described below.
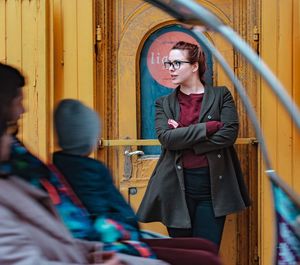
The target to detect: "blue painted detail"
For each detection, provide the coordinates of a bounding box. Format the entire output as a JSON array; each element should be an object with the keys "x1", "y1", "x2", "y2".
[{"x1": 140, "y1": 25, "x2": 213, "y2": 155}]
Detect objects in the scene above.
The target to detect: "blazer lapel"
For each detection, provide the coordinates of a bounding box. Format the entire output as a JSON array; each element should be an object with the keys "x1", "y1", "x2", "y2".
[
  {"x1": 163, "y1": 88, "x2": 180, "y2": 120},
  {"x1": 199, "y1": 86, "x2": 216, "y2": 122},
  {"x1": 0, "y1": 176, "x2": 73, "y2": 243},
  {"x1": 163, "y1": 86, "x2": 216, "y2": 123}
]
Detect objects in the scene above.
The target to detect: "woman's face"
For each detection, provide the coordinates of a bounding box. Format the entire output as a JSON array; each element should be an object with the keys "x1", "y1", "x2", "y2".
[
  {"x1": 0, "y1": 133, "x2": 12, "y2": 161},
  {"x1": 167, "y1": 49, "x2": 196, "y2": 86}
]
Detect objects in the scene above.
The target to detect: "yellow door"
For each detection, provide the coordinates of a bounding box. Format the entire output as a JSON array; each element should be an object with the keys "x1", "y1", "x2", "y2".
[{"x1": 96, "y1": 1, "x2": 259, "y2": 264}]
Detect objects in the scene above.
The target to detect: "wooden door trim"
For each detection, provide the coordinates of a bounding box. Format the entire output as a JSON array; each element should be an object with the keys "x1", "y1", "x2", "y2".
[
  {"x1": 95, "y1": 1, "x2": 260, "y2": 264},
  {"x1": 99, "y1": 137, "x2": 258, "y2": 147}
]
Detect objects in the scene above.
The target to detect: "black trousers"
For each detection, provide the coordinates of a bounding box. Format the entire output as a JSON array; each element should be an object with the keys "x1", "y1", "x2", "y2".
[{"x1": 167, "y1": 167, "x2": 226, "y2": 247}]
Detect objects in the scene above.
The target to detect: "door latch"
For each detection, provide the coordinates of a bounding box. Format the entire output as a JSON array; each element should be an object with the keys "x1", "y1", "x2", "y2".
[{"x1": 123, "y1": 147, "x2": 144, "y2": 180}]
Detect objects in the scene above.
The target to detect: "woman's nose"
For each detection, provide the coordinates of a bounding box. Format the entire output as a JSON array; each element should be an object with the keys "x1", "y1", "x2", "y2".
[{"x1": 169, "y1": 65, "x2": 175, "y2": 71}]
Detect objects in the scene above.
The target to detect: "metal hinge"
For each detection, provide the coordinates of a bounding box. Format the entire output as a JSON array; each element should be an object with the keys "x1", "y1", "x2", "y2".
[
  {"x1": 95, "y1": 25, "x2": 102, "y2": 59},
  {"x1": 253, "y1": 26, "x2": 260, "y2": 54},
  {"x1": 253, "y1": 26, "x2": 260, "y2": 41},
  {"x1": 253, "y1": 245, "x2": 260, "y2": 265},
  {"x1": 234, "y1": 52, "x2": 239, "y2": 71},
  {"x1": 96, "y1": 25, "x2": 102, "y2": 42}
]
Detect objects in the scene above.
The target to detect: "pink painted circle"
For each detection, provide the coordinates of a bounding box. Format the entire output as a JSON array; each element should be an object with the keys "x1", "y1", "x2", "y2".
[{"x1": 146, "y1": 31, "x2": 199, "y2": 88}]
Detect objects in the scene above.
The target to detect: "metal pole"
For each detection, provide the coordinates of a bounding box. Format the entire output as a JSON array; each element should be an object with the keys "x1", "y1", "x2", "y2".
[
  {"x1": 144, "y1": 0, "x2": 300, "y2": 129},
  {"x1": 193, "y1": 29, "x2": 273, "y2": 170}
]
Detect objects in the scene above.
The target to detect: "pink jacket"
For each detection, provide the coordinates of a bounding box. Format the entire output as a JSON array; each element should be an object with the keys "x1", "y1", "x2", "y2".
[{"x1": 0, "y1": 176, "x2": 168, "y2": 265}]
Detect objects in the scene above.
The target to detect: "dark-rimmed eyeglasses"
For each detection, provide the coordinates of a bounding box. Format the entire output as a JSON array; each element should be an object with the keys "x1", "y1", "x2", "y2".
[{"x1": 163, "y1": 60, "x2": 191, "y2": 70}]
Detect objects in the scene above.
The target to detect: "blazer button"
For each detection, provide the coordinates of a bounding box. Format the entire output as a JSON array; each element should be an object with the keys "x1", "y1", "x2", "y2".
[
  {"x1": 177, "y1": 165, "x2": 182, "y2": 170},
  {"x1": 208, "y1": 115, "x2": 212, "y2": 120},
  {"x1": 219, "y1": 175, "x2": 223, "y2": 180},
  {"x1": 217, "y1": 154, "x2": 221, "y2": 158}
]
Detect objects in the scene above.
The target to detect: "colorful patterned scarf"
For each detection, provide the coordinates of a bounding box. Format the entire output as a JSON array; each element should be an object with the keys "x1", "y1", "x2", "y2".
[{"x1": 9, "y1": 138, "x2": 155, "y2": 258}]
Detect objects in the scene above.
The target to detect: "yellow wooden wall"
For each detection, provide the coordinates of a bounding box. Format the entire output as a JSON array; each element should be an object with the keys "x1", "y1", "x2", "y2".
[
  {"x1": 0, "y1": 0, "x2": 95, "y2": 160},
  {"x1": 49, "y1": 0, "x2": 95, "y2": 155},
  {"x1": 260, "y1": 0, "x2": 300, "y2": 264},
  {"x1": 0, "y1": 0, "x2": 48, "y2": 159},
  {"x1": 1, "y1": 0, "x2": 300, "y2": 264}
]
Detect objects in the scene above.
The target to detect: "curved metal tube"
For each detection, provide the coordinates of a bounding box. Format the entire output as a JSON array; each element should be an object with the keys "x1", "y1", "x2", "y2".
[
  {"x1": 218, "y1": 25, "x2": 300, "y2": 129},
  {"x1": 193, "y1": 30, "x2": 272, "y2": 170},
  {"x1": 124, "y1": 150, "x2": 145, "y2": 157},
  {"x1": 144, "y1": 0, "x2": 300, "y2": 130}
]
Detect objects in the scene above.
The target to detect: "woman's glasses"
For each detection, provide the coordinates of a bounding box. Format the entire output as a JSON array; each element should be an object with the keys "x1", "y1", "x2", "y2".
[{"x1": 163, "y1": 60, "x2": 191, "y2": 70}]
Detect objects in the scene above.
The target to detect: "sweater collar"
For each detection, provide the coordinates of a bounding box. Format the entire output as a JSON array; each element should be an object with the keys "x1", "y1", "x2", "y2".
[{"x1": 165, "y1": 86, "x2": 216, "y2": 122}]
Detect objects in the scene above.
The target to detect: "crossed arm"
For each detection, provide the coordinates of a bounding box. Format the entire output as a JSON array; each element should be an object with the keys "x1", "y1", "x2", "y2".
[{"x1": 155, "y1": 87, "x2": 239, "y2": 153}]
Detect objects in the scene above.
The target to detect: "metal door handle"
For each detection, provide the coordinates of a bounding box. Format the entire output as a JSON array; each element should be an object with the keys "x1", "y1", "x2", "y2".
[
  {"x1": 123, "y1": 148, "x2": 144, "y2": 180},
  {"x1": 124, "y1": 150, "x2": 145, "y2": 157}
]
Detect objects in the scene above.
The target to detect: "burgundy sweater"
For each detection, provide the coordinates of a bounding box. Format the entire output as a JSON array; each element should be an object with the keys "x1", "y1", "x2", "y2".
[{"x1": 177, "y1": 90, "x2": 222, "y2": 169}]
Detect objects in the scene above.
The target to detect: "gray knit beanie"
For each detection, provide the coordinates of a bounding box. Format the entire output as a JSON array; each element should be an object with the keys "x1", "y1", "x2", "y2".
[{"x1": 54, "y1": 99, "x2": 101, "y2": 155}]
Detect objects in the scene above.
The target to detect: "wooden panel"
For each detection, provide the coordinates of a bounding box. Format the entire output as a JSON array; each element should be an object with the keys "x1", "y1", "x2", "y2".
[
  {"x1": 261, "y1": 22, "x2": 278, "y2": 265},
  {"x1": 21, "y1": 0, "x2": 40, "y2": 155},
  {"x1": 52, "y1": 0, "x2": 64, "y2": 103},
  {"x1": 94, "y1": 0, "x2": 110, "y2": 163},
  {"x1": 293, "y1": 0, "x2": 300, "y2": 194},
  {"x1": 119, "y1": 0, "x2": 144, "y2": 29},
  {"x1": 77, "y1": 0, "x2": 94, "y2": 107},
  {"x1": 277, "y1": 0, "x2": 293, "y2": 184},
  {"x1": 5, "y1": 0, "x2": 23, "y2": 135},
  {"x1": 61, "y1": 0, "x2": 78, "y2": 98},
  {"x1": 115, "y1": 1, "x2": 174, "y2": 205},
  {"x1": 113, "y1": 1, "x2": 259, "y2": 265},
  {"x1": 1, "y1": 0, "x2": 95, "y2": 158},
  {"x1": 6, "y1": 0, "x2": 22, "y2": 66},
  {"x1": 52, "y1": 0, "x2": 94, "y2": 104},
  {"x1": 0, "y1": 1, "x2": 6, "y2": 62},
  {"x1": 35, "y1": 0, "x2": 48, "y2": 159},
  {"x1": 261, "y1": 0, "x2": 299, "y2": 264},
  {"x1": 21, "y1": 0, "x2": 48, "y2": 159},
  {"x1": 48, "y1": 0, "x2": 56, "y2": 155},
  {"x1": 51, "y1": 0, "x2": 95, "y2": 154},
  {"x1": 261, "y1": 0, "x2": 278, "y2": 263},
  {"x1": 120, "y1": 157, "x2": 168, "y2": 235},
  {"x1": 233, "y1": 1, "x2": 260, "y2": 264},
  {"x1": 2, "y1": 0, "x2": 48, "y2": 160}
]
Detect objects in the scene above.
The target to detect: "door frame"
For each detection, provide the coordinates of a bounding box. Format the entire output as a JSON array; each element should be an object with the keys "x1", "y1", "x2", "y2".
[{"x1": 95, "y1": 1, "x2": 260, "y2": 264}]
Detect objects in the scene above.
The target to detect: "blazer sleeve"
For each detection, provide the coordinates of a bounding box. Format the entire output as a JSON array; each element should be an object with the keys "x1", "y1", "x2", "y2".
[
  {"x1": 0, "y1": 205, "x2": 88, "y2": 265},
  {"x1": 193, "y1": 87, "x2": 239, "y2": 155},
  {"x1": 155, "y1": 97, "x2": 207, "y2": 150}
]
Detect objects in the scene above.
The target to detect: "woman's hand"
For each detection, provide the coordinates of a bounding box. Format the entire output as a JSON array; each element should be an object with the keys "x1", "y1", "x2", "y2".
[{"x1": 168, "y1": 119, "x2": 179, "y2": 129}]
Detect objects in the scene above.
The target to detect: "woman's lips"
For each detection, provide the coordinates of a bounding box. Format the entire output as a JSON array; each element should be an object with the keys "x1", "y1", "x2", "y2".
[{"x1": 171, "y1": 75, "x2": 178, "y2": 80}]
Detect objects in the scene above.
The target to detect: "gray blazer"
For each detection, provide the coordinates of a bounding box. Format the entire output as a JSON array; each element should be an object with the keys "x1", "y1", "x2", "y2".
[
  {"x1": 0, "y1": 176, "x2": 169, "y2": 265},
  {"x1": 137, "y1": 86, "x2": 251, "y2": 228}
]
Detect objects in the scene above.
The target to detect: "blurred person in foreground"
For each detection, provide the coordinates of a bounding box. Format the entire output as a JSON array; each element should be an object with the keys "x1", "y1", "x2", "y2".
[
  {"x1": 53, "y1": 99, "x2": 139, "y2": 230},
  {"x1": 0, "y1": 122, "x2": 123, "y2": 265},
  {"x1": 0, "y1": 62, "x2": 169, "y2": 265}
]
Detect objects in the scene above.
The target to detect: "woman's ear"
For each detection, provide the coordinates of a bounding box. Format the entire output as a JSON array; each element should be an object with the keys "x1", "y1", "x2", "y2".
[{"x1": 192, "y1": 62, "x2": 199, "y2": 73}]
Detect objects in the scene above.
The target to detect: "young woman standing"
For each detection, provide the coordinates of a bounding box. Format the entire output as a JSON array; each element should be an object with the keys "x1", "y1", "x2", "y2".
[{"x1": 137, "y1": 41, "x2": 251, "y2": 248}]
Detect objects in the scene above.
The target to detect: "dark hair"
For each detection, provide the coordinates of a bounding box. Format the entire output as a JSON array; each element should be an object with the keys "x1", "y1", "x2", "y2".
[
  {"x1": 0, "y1": 63, "x2": 25, "y2": 124},
  {"x1": 172, "y1": 41, "x2": 206, "y2": 85},
  {"x1": 0, "y1": 120, "x2": 6, "y2": 138}
]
